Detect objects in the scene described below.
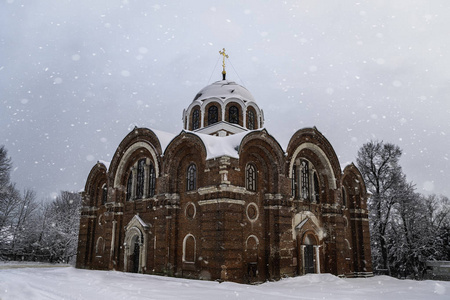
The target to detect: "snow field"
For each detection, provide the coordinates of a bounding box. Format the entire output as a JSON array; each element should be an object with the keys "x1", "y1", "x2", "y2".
[{"x1": 0, "y1": 266, "x2": 448, "y2": 300}]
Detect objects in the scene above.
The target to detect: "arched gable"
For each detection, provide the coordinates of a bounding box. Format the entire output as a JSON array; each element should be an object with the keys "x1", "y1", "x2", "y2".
[
  {"x1": 163, "y1": 131, "x2": 207, "y2": 193},
  {"x1": 286, "y1": 127, "x2": 341, "y2": 190},
  {"x1": 84, "y1": 162, "x2": 108, "y2": 206},
  {"x1": 109, "y1": 128, "x2": 163, "y2": 189},
  {"x1": 238, "y1": 129, "x2": 285, "y2": 193},
  {"x1": 342, "y1": 163, "x2": 367, "y2": 209}
]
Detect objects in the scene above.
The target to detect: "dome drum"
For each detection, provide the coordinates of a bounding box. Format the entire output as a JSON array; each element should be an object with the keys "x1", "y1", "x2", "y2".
[{"x1": 183, "y1": 80, "x2": 264, "y2": 135}]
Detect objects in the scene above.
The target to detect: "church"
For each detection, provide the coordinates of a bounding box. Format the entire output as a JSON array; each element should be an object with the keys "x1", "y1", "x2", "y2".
[{"x1": 76, "y1": 51, "x2": 373, "y2": 283}]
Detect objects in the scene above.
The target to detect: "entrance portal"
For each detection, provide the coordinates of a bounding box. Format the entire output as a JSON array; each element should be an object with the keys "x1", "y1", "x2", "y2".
[
  {"x1": 123, "y1": 215, "x2": 149, "y2": 274},
  {"x1": 298, "y1": 232, "x2": 319, "y2": 275},
  {"x1": 131, "y1": 237, "x2": 140, "y2": 273},
  {"x1": 304, "y1": 244, "x2": 315, "y2": 274}
]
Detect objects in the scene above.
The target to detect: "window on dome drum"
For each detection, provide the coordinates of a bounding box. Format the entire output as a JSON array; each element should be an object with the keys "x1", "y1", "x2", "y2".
[
  {"x1": 248, "y1": 110, "x2": 255, "y2": 130},
  {"x1": 300, "y1": 160, "x2": 310, "y2": 200},
  {"x1": 136, "y1": 159, "x2": 145, "y2": 199},
  {"x1": 186, "y1": 163, "x2": 197, "y2": 191},
  {"x1": 229, "y1": 106, "x2": 239, "y2": 124},
  {"x1": 246, "y1": 163, "x2": 257, "y2": 192},
  {"x1": 192, "y1": 108, "x2": 200, "y2": 130},
  {"x1": 126, "y1": 171, "x2": 133, "y2": 201},
  {"x1": 148, "y1": 163, "x2": 156, "y2": 197},
  {"x1": 208, "y1": 105, "x2": 218, "y2": 125},
  {"x1": 101, "y1": 184, "x2": 107, "y2": 205}
]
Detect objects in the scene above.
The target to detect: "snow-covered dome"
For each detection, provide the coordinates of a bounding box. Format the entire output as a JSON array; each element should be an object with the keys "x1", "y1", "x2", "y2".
[
  {"x1": 183, "y1": 78, "x2": 264, "y2": 136},
  {"x1": 192, "y1": 80, "x2": 255, "y2": 103}
]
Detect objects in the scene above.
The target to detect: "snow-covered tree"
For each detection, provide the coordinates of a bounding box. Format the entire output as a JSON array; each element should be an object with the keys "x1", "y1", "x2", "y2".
[
  {"x1": 44, "y1": 191, "x2": 81, "y2": 263},
  {"x1": 1, "y1": 146, "x2": 82, "y2": 263},
  {"x1": 357, "y1": 141, "x2": 450, "y2": 279}
]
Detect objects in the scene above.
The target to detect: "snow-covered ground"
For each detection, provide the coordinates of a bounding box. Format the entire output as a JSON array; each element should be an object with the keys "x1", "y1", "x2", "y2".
[{"x1": 0, "y1": 265, "x2": 448, "y2": 300}]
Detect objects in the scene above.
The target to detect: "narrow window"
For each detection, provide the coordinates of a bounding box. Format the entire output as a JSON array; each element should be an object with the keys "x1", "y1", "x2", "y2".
[
  {"x1": 148, "y1": 163, "x2": 156, "y2": 197},
  {"x1": 229, "y1": 105, "x2": 239, "y2": 124},
  {"x1": 192, "y1": 108, "x2": 200, "y2": 130},
  {"x1": 96, "y1": 237, "x2": 105, "y2": 255},
  {"x1": 248, "y1": 110, "x2": 255, "y2": 130},
  {"x1": 136, "y1": 159, "x2": 145, "y2": 199},
  {"x1": 187, "y1": 164, "x2": 197, "y2": 191},
  {"x1": 126, "y1": 171, "x2": 133, "y2": 201},
  {"x1": 183, "y1": 234, "x2": 196, "y2": 263},
  {"x1": 101, "y1": 184, "x2": 107, "y2": 205},
  {"x1": 301, "y1": 160, "x2": 310, "y2": 200},
  {"x1": 342, "y1": 187, "x2": 347, "y2": 207},
  {"x1": 291, "y1": 165, "x2": 297, "y2": 198},
  {"x1": 246, "y1": 164, "x2": 257, "y2": 192},
  {"x1": 208, "y1": 105, "x2": 218, "y2": 125},
  {"x1": 313, "y1": 172, "x2": 320, "y2": 202}
]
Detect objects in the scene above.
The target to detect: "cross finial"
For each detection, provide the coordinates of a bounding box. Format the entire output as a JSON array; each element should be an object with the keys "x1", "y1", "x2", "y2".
[{"x1": 219, "y1": 48, "x2": 228, "y2": 80}]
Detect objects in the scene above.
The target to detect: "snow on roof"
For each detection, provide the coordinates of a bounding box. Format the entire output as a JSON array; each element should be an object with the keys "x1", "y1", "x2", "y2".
[
  {"x1": 340, "y1": 162, "x2": 352, "y2": 172},
  {"x1": 189, "y1": 130, "x2": 255, "y2": 160},
  {"x1": 134, "y1": 214, "x2": 150, "y2": 229},
  {"x1": 148, "y1": 128, "x2": 177, "y2": 152},
  {"x1": 151, "y1": 128, "x2": 268, "y2": 160},
  {"x1": 98, "y1": 160, "x2": 111, "y2": 170},
  {"x1": 96, "y1": 128, "x2": 264, "y2": 173},
  {"x1": 193, "y1": 80, "x2": 255, "y2": 102}
]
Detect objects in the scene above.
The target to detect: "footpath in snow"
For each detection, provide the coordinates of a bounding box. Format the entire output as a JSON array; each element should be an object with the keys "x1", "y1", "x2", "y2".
[{"x1": 0, "y1": 265, "x2": 448, "y2": 300}]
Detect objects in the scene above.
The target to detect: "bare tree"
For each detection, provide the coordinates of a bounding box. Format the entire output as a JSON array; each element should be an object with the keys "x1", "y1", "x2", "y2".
[
  {"x1": 0, "y1": 146, "x2": 11, "y2": 189},
  {"x1": 9, "y1": 189, "x2": 39, "y2": 259},
  {"x1": 357, "y1": 140, "x2": 403, "y2": 274}
]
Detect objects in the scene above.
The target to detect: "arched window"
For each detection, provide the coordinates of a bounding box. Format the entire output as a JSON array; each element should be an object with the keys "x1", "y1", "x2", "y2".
[
  {"x1": 292, "y1": 165, "x2": 297, "y2": 198},
  {"x1": 342, "y1": 187, "x2": 347, "y2": 207},
  {"x1": 246, "y1": 235, "x2": 259, "y2": 262},
  {"x1": 192, "y1": 108, "x2": 200, "y2": 130},
  {"x1": 96, "y1": 237, "x2": 105, "y2": 255},
  {"x1": 248, "y1": 110, "x2": 255, "y2": 130},
  {"x1": 183, "y1": 234, "x2": 196, "y2": 263},
  {"x1": 208, "y1": 105, "x2": 218, "y2": 125},
  {"x1": 300, "y1": 160, "x2": 310, "y2": 200},
  {"x1": 148, "y1": 163, "x2": 156, "y2": 197},
  {"x1": 186, "y1": 164, "x2": 197, "y2": 191},
  {"x1": 229, "y1": 105, "x2": 239, "y2": 124},
  {"x1": 136, "y1": 159, "x2": 145, "y2": 199},
  {"x1": 313, "y1": 172, "x2": 320, "y2": 203},
  {"x1": 246, "y1": 163, "x2": 257, "y2": 192},
  {"x1": 126, "y1": 171, "x2": 133, "y2": 201},
  {"x1": 101, "y1": 184, "x2": 107, "y2": 205},
  {"x1": 293, "y1": 159, "x2": 319, "y2": 202}
]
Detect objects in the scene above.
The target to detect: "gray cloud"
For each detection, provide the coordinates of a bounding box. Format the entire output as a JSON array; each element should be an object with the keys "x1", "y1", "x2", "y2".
[{"x1": 1, "y1": 0, "x2": 449, "y2": 199}]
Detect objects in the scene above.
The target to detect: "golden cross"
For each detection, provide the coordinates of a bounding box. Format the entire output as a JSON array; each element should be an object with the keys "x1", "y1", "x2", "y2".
[{"x1": 219, "y1": 48, "x2": 228, "y2": 78}]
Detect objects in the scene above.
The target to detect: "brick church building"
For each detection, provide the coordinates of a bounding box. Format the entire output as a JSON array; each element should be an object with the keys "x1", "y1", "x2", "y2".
[{"x1": 76, "y1": 56, "x2": 373, "y2": 283}]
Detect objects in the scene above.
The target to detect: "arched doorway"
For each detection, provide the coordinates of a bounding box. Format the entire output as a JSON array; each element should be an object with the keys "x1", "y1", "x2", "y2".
[
  {"x1": 123, "y1": 215, "x2": 150, "y2": 274},
  {"x1": 124, "y1": 229, "x2": 143, "y2": 273},
  {"x1": 130, "y1": 235, "x2": 140, "y2": 273},
  {"x1": 245, "y1": 235, "x2": 259, "y2": 283},
  {"x1": 303, "y1": 234, "x2": 316, "y2": 274},
  {"x1": 297, "y1": 231, "x2": 320, "y2": 275}
]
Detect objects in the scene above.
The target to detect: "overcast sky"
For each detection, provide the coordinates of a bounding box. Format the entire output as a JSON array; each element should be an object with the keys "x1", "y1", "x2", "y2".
[{"x1": 1, "y1": 0, "x2": 449, "y2": 200}]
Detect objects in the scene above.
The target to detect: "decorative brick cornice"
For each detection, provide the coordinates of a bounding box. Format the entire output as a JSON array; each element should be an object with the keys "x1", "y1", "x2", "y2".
[{"x1": 198, "y1": 198, "x2": 246, "y2": 206}]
